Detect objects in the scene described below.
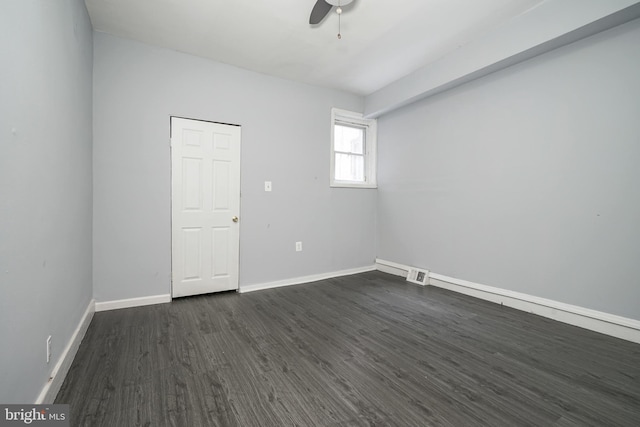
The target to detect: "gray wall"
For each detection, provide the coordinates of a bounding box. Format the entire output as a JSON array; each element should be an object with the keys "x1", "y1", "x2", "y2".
[
  {"x1": 0, "y1": 0, "x2": 93, "y2": 402},
  {"x1": 93, "y1": 33, "x2": 375, "y2": 302},
  {"x1": 376, "y1": 18, "x2": 640, "y2": 320}
]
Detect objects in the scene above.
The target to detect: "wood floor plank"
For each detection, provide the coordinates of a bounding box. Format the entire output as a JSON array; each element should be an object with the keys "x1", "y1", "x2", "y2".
[{"x1": 56, "y1": 272, "x2": 640, "y2": 426}]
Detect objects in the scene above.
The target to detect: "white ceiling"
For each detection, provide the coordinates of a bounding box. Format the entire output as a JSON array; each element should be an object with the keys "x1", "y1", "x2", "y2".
[{"x1": 85, "y1": 0, "x2": 544, "y2": 96}]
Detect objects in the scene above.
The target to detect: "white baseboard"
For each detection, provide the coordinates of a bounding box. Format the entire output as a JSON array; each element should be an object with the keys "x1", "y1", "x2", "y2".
[
  {"x1": 376, "y1": 259, "x2": 410, "y2": 278},
  {"x1": 239, "y1": 265, "x2": 377, "y2": 294},
  {"x1": 375, "y1": 258, "x2": 640, "y2": 344},
  {"x1": 95, "y1": 294, "x2": 171, "y2": 312},
  {"x1": 36, "y1": 299, "x2": 95, "y2": 404}
]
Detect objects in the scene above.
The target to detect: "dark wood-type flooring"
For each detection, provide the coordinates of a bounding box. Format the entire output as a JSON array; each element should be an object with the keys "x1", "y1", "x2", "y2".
[{"x1": 56, "y1": 271, "x2": 640, "y2": 426}]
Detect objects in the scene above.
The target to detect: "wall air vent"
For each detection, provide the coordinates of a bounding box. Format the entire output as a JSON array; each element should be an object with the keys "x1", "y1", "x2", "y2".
[{"x1": 406, "y1": 268, "x2": 429, "y2": 286}]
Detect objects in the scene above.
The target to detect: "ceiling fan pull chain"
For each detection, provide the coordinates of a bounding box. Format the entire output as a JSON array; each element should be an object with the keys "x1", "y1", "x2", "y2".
[{"x1": 337, "y1": 1, "x2": 342, "y2": 39}]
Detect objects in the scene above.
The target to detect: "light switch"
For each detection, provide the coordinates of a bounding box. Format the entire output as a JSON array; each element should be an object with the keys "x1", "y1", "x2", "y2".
[{"x1": 265, "y1": 181, "x2": 272, "y2": 192}]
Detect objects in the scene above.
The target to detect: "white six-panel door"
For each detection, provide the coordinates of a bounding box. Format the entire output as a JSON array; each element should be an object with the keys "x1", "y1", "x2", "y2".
[{"x1": 171, "y1": 117, "x2": 241, "y2": 298}]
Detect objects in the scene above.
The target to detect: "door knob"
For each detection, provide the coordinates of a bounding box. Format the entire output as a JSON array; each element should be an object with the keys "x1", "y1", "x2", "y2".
[{"x1": 232, "y1": 216, "x2": 239, "y2": 223}]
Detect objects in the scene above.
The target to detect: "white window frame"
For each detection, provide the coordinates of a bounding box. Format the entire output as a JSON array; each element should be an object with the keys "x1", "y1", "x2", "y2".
[{"x1": 330, "y1": 108, "x2": 377, "y2": 188}]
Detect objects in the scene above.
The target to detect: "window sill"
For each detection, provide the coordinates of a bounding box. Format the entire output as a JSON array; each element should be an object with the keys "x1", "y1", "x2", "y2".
[{"x1": 330, "y1": 182, "x2": 378, "y2": 189}]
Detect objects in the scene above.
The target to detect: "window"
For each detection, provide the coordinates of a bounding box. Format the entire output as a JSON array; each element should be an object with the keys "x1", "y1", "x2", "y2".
[{"x1": 330, "y1": 108, "x2": 377, "y2": 188}]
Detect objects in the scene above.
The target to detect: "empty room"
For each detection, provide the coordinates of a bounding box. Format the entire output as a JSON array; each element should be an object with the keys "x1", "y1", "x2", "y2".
[{"x1": 1, "y1": 0, "x2": 640, "y2": 425}]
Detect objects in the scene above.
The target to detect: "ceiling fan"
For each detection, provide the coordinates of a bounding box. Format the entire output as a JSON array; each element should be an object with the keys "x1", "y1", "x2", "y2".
[{"x1": 309, "y1": 0, "x2": 354, "y2": 25}]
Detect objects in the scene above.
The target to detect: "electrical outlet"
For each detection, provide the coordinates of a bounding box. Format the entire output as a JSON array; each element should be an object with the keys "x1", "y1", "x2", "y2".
[
  {"x1": 46, "y1": 336, "x2": 52, "y2": 363},
  {"x1": 295, "y1": 241, "x2": 302, "y2": 252},
  {"x1": 264, "y1": 181, "x2": 272, "y2": 192}
]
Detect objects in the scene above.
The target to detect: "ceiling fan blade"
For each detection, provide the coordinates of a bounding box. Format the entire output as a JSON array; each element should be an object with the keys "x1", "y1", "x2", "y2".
[{"x1": 309, "y1": 0, "x2": 332, "y2": 25}]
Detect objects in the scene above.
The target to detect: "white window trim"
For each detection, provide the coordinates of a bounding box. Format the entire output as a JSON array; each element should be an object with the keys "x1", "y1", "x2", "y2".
[{"x1": 330, "y1": 108, "x2": 377, "y2": 188}]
